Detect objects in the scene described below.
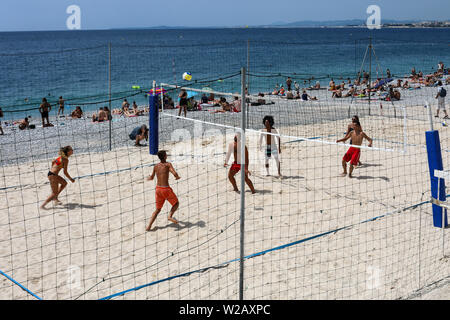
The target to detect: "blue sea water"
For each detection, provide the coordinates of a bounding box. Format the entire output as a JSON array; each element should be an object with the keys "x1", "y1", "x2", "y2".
[{"x1": 0, "y1": 27, "x2": 448, "y2": 120}]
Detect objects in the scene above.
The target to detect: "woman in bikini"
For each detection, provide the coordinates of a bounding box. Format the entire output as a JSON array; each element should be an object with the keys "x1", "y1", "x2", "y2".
[{"x1": 40, "y1": 146, "x2": 75, "y2": 209}]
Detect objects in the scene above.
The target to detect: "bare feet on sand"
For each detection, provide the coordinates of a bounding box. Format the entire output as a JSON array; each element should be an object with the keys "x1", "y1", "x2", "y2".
[{"x1": 168, "y1": 217, "x2": 178, "y2": 224}]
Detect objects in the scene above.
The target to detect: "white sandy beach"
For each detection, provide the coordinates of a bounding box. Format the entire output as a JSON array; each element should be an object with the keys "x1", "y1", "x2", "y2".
[{"x1": 1, "y1": 84, "x2": 450, "y2": 300}]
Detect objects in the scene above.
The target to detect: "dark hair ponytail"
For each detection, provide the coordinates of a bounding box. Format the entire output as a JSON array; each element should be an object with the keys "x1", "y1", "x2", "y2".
[{"x1": 58, "y1": 146, "x2": 73, "y2": 158}]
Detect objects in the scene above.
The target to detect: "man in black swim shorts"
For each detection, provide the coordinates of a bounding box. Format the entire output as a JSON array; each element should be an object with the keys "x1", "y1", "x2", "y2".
[
  {"x1": 39, "y1": 98, "x2": 52, "y2": 127},
  {"x1": 178, "y1": 90, "x2": 188, "y2": 118}
]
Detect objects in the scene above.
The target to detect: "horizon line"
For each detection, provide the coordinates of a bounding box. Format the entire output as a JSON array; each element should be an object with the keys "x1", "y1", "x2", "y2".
[{"x1": 1, "y1": 18, "x2": 449, "y2": 33}]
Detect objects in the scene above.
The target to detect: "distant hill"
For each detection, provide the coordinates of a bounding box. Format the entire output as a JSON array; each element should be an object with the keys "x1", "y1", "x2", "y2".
[{"x1": 110, "y1": 19, "x2": 450, "y2": 30}]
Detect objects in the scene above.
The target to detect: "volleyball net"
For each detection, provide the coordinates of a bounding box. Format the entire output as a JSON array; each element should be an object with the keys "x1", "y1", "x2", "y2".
[
  {"x1": 0, "y1": 39, "x2": 449, "y2": 300},
  {"x1": 151, "y1": 71, "x2": 449, "y2": 300}
]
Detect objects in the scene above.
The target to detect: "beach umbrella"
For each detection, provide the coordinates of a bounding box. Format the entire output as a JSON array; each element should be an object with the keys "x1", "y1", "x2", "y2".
[
  {"x1": 374, "y1": 78, "x2": 393, "y2": 89},
  {"x1": 186, "y1": 91, "x2": 199, "y2": 98}
]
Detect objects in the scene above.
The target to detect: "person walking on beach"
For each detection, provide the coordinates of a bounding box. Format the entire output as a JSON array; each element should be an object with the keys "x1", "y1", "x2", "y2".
[
  {"x1": 336, "y1": 120, "x2": 372, "y2": 178},
  {"x1": 258, "y1": 115, "x2": 281, "y2": 177},
  {"x1": 0, "y1": 107, "x2": 4, "y2": 135},
  {"x1": 286, "y1": 77, "x2": 292, "y2": 92},
  {"x1": 146, "y1": 150, "x2": 180, "y2": 231},
  {"x1": 40, "y1": 146, "x2": 75, "y2": 209},
  {"x1": 39, "y1": 98, "x2": 52, "y2": 127},
  {"x1": 58, "y1": 96, "x2": 65, "y2": 116},
  {"x1": 435, "y1": 81, "x2": 448, "y2": 119},
  {"x1": 224, "y1": 133, "x2": 256, "y2": 194},
  {"x1": 129, "y1": 124, "x2": 148, "y2": 146},
  {"x1": 178, "y1": 89, "x2": 188, "y2": 117}
]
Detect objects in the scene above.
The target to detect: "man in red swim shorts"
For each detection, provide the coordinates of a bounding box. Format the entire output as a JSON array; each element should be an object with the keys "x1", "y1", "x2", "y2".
[
  {"x1": 224, "y1": 133, "x2": 256, "y2": 194},
  {"x1": 146, "y1": 150, "x2": 180, "y2": 231},
  {"x1": 336, "y1": 119, "x2": 372, "y2": 178}
]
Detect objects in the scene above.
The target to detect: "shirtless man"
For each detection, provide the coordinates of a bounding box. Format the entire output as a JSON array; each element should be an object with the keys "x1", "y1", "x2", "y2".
[
  {"x1": 18, "y1": 117, "x2": 30, "y2": 130},
  {"x1": 58, "y1": 96, "x2": 65, "y2": 116},
  {"x1": 224, "y1": 133, "x2": 256, "y2": 194},
  {"x1": 122, "y1": 99, "x2": 130, "y2": 111},
  {"x1": 39, "y1": 98, "x2": 52, "y2": 127},
  {"x1": 146, "y1": 150, "x2": 180, "y2": 231},
  {"x1": 98, "y1": 107, "x2": 108, "y2": 121},
  {"x1": 286, "y1": 77, "x2": 292, "y2": 91},
  {"x1": 346, "y1": 115, "x2": 363, "y2": 165},
  {"x1": 337, "y1": 120, "x2": 372, "y2": 178}
]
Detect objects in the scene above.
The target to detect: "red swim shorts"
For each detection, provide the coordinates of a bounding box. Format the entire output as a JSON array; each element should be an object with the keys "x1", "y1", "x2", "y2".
[
  {"x1": 155, "y1": 186, "x2": 178, "y2": 210},
  {"x1": 343, "y1": 147, "x2": 360, "y2": 166},
  {"x1": 230, "y1": 161, "x2": 241, "y2": 172}
]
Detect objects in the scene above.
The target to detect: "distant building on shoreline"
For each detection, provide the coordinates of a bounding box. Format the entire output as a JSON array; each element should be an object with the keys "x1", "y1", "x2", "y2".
[{"x1": 382, "y1": 21, "x2": 450, "y2": 28}]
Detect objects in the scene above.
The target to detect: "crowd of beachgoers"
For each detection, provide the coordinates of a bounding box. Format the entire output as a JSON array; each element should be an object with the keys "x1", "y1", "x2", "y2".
[
  {"x1": 0, "y1": 61, "x2": 448, "y2": 136},
  {"x1": 269, "y1": 61, "x2": 449, "y2": 102}
]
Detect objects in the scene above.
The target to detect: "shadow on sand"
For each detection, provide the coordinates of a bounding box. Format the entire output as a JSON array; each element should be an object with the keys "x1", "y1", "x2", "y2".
[
  {"x1": 63, "y1": 203, "x2": 101, "y2": 210},
  {"x1": 355, "y1": 175, "x2": 390, "y2": 182},
  {"x1": 152, "y1": 220, "x2": 206, "y2": 232}
]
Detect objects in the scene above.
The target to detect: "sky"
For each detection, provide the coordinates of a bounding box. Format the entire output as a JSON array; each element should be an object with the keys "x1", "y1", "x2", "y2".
[{"x1": 0, "y1": 0, "x2": 449, "y2": 32}]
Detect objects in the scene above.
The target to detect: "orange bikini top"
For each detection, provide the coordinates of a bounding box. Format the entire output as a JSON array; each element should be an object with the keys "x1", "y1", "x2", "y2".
[{"x1": 53, "y1": 156, "x2": 63, "y2": 167}]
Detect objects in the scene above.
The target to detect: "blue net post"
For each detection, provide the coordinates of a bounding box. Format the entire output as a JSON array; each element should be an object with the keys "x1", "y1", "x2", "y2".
[
  {"x1": 149, "y1": 94, "x2": 159, "y2": 155},
  {"x1": 425, "y1": 130, "x2": 448, "y2": 228}
]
